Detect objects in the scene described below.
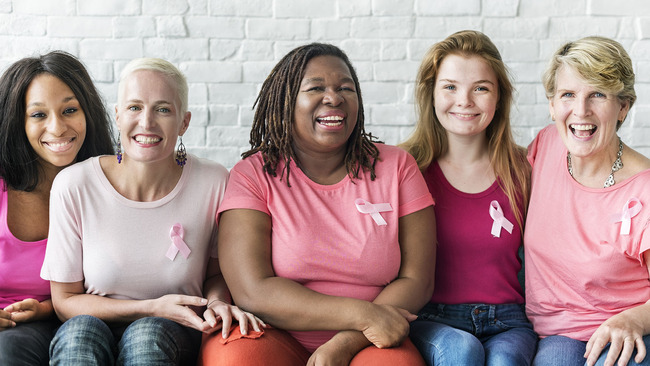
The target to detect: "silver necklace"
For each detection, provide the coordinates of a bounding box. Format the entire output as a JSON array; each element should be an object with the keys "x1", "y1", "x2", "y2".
[{"x1": 567, "y1": 137, "x2": 623, "y2": 188}]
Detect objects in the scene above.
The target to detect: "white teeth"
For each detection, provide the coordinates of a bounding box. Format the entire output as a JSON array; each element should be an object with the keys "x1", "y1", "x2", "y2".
[
  {"x1": 318, "y1": 116, "x2": 343, "y2": 121},
  {"x1": 47, "y1": 140, "x2": 72, "y2": 147},
  {"x1": 570, "y1": 124, "x2": 595, "y2": 131},
  {"x1": 319, "y1": 122, "x2": 341, "y2": 126},
  {"x1": 135, "y1": 136, "x2": 162, "y2": 144},
  {"x1": 455, "y1": 113, "x2": 476, "y2": 118}
]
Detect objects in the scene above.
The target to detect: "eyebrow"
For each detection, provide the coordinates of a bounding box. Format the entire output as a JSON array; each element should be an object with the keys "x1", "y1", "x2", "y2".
[
  {"x1": 302, "y1": 76, "x2": 355, "y2": 84},
  {"x1": 438, "y1": 78, "x2": 495, "y2": 85},
  {"x1": 26, "y1": 95, "x2": 77, "y2": 108}
]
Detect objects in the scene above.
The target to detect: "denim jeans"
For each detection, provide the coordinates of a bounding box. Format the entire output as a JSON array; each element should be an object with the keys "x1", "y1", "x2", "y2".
[
  {"x1": 50, "y1": 315, "x2": 202, "y2": 366},
  {"x1": 410, "y1": 303, "x2": 537, "y2": 366},
  {"x1": 0, "y1": 318, "x2": 60, "y2": 366},
  {"x1": 534, "y1": 334, "x2": 650, "y2": 366}
]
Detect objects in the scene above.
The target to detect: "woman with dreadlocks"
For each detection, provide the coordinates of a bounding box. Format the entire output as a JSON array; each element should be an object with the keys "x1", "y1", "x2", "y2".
[{"x1": 198, "y1": 43, "x2": 435, "y2": 365}]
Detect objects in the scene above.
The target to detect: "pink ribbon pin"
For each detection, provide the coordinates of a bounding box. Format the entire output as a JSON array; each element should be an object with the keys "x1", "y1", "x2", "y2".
[
  {"x1": 612, "y1": 198, "x2": 642, "y2": 236},
  {"x1": 489, "y1": 200, "x2": 513, "y2": 237},
  {"x1": 355, "y1": 198, "x2": 392, "y2": 226},
  {"x1": 166, "y1": 223, "x2": 191, "y2": 261}
]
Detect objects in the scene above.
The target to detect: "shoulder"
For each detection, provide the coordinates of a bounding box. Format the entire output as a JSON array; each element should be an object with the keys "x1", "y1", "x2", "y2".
[
  {"x1": 376, "y1": 143, "x2": 414, "y2": 163},
  {"x1": 52, "y1": 157, "x2": 100, "y2": 188},
  {"x1": 189, "y1": 154, "x2": 228, "y2": 179}
]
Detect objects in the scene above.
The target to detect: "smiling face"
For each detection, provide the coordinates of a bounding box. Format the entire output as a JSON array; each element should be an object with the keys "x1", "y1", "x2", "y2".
[
  {"x1": 116, "y1": 69, "x2": 190, "y2": 165},
  {"x1": 433, "y1": 54, "x2": 499, "y2": 141},
  {"x1": 550, "y1": 65, "x2": 629, "y2": 161},
  {"x1": 24, "y1": 73, "x2": 86, "y2": 170},
  {"x1": 292, "y1": 55, "x2": 359, "y2": 158}
]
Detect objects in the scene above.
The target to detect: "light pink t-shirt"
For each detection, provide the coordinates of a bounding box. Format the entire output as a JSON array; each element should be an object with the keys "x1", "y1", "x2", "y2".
[
  {"x1": 0, "y1": 179, "x2": 50, "y2": 308},
  {"x1": 41, "y1": 155, "x2": 227, "y2": 300},
  {"x1": 423, "y1": 161, "x2": 524, "y2": 305},
  {"x1": 525, "y1": 125, "x2": 650, "y2": 341},
  {"x1": 218, "y1": 143, "x2": 434, "y2": 352}
]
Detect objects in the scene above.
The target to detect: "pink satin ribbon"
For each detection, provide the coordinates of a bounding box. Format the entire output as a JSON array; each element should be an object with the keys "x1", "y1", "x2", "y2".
[
  {"x1": 489, "y1": 200, "x2": 513, "y2": 237},
  {"x1": 355, "y1": 198, "x2": 392, "y2": 226},
  {"x1": 613, "y1": 197, "x2": 642, "y2": 236},
  {"x1": 166, "y1": 223, "x2": 191, "y2": 260}
]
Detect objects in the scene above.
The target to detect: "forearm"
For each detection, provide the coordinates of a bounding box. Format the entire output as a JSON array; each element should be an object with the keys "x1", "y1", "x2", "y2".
[
  {"x1": 203, "y1": 274, "x2": 232, "y2": 305},
  {"x1": 53, "y1": 293, "x2": 153, "y2": 323},
  {"x1": 372, "y1": 275, "x2": 433, "y2": 313},
  {"x1": 235, "y1": 275, "x2": 371, "y2": 332}
]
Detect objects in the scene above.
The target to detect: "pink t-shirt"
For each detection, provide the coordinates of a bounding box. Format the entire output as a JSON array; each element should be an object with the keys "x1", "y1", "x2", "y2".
[
  {"x1": 423, "y1": 161, "x2": 524, "y2": 305},
  {"x1": 218, "y1": 143, "x2": 434, "y2": 352},
  {"x1": 0, "y1": 179, "x2": 50, "y2": 308},
  {"x1": 41, "y1": 155, "x2": 226, "y2": 300},
  {"x1": 525, "y1": 125, "x2": 650, "y2": 341}
]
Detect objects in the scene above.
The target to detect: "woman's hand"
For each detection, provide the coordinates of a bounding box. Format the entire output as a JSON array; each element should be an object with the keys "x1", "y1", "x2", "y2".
[
  {"x1": 360, "y1": 303, "x2": 416, "y2": 348},
  {"x1": 151, "y1": 294, "x2": 211, "y2": 332},
  {"x1": 0, "y1": 309, "x2": 15, "y2": 331},
  {"x1": 585, "y1": 310, "x2": 647, "y2": 366},
  {"x1": 3, "y1": 298, "x2": 53, "y2": 324},
  {"x1": 307, "y1": 334, "x2": 358, "y2": 366},
  {"x1": 202, "y1": 299, "x2": 266, "y2": 337}
]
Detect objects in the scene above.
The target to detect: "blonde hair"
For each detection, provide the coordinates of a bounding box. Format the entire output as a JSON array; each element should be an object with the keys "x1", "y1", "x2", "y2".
[
  {"x1": 400, "y1": 30, "x2": 530, "y2": 229},
  {"x1": 118, "y1": 58, "x2": 189, "y2": 114},
  {"x1": 543, "y1": 36, "x2": 636, "y2": 129}
]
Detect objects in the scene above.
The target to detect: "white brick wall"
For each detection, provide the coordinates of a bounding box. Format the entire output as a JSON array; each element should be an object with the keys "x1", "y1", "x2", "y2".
[{"x1": 2, "y1": 0, "x2": 650, "y2": 165}]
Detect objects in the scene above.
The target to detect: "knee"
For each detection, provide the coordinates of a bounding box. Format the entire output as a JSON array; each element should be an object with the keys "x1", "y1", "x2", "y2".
[
  {"x1": 413, "y1": 326, "x2": 484, "y2": 365},
  {"x1": 50, "y1": 315, "x2": 115, "y2": 365},
  {"x1": 53, "y1": 315, "x2": 112, "y2": 347},
  {"x1": 120, "y1": 317, "x2": 179, "y2": 350}
]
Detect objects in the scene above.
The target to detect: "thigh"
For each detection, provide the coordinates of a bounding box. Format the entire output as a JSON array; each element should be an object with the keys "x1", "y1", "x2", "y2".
[
  {"x1": 483, "y1": 325, "x2": 538, "y2": 366},
  {"x1": 592, "y1": 334, "x2": 650, "y2": 366},
  {"x1": 533, "y1": 335, "x2": 586, "y2": 366},
  {"x1": 50, "y1": 315, "x2": 116, "y2": 366},
  {"x1": 0, "y1": 318, "x2": 60, "y2": 366},
  {"x1": 198, "y1": 327, "x2": 309, "y2": 366},
  {"x1": 118, "y1": 317, "x2": 201, "y2": 366},
  {"x1": 410, "y1": 319, "x2": 484, "y2": 366},
  {"x1": 350, "y1": 338, "x2": 425, "y2": 366}
]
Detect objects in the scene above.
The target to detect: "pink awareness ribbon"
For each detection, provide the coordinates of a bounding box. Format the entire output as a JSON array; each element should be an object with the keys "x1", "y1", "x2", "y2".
[
  {"x1": 355, "y1": 198, "x2": 392, "y2": 226},
  {"x1": 166, "y1": 223, "x2": 191, "y2": 261},
  {"x1": 489, "y1": 200, "x2": 514, "y2": 238},
  {"x1": 613, "y1": 198, "x2": 642, "y2": 236}
]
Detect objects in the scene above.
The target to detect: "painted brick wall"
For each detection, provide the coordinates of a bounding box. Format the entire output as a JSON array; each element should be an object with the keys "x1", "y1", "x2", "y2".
[{"x1": 2, "y1": 0, "x2": 650, "y2": 167}]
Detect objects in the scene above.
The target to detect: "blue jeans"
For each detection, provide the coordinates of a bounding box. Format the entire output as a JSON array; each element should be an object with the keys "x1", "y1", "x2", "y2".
[
  {"x1": 50, "y1": 315, "x2": 201, "y2": 366},
  {"x1": 410, "y1": 303, "x2": 537, "y2": 366},
  {"x1": 534, "y1": 334, "x2": 650, "y2": 366},
  {"x1": 0, "y1": 318, "x2": 60, "y2": 366}
]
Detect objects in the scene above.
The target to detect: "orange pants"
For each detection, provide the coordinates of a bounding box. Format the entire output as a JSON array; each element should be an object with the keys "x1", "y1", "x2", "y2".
[{"x1": 198, "y1": 327, "x2": 425, "y2": 366}]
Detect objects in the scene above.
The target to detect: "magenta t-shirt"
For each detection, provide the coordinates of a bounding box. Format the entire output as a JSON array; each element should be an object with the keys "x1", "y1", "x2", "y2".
[
  {"x1": 423, "y1": 160, "x2": 524, "y2": 305},
  {"x1": 218, "y1": 144, "x2": 434, "y2": 352},
  {"x1": 0, "y1": 179, "x2": 50, "y2": 308}
]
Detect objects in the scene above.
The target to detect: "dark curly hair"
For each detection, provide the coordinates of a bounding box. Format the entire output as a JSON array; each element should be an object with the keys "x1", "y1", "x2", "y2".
[
  {"x1": 243, "y1": 42, "x2": 380, "y2": 186},
  {"x1": 0, "y1": 51, "x2": 114, "y2": 191}
]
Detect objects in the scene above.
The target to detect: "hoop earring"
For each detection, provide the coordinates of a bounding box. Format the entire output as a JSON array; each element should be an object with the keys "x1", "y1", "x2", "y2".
[
  {"x1": 175, "y1": 137, "x2": 187, "y2": 167},
  {"x1": 116, "y1": 134, "x2": 123, "y2": 164}
]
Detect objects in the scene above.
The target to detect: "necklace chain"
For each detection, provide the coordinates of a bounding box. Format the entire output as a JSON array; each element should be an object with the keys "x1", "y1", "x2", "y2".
[{"x1": 567, "y1": 137, "x2": 623, "y2": 188}]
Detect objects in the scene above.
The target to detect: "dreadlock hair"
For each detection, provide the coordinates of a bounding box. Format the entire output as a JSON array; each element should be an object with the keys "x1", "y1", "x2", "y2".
[{"x1": 243, "y1": 42, "x2": 380, "y2": 186}]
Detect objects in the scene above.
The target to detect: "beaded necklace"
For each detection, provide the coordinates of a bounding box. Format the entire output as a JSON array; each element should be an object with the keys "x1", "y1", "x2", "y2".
[{"x1": 567, "y1": 137, "x2": 623, "y2": 188}]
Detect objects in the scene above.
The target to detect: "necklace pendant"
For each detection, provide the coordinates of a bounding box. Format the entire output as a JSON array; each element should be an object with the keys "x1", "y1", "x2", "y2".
[{"x1": 604, "y1": 174, "x2": 615, "y2": 188}]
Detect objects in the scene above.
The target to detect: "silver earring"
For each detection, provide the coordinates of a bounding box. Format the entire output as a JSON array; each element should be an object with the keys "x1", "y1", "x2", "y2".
[
  {"x1": 116, "y1": 134, "x2": 123, "y2": 164},
  {"x1": 175, "y1": 137, "x2": 187, "y2": 167}
]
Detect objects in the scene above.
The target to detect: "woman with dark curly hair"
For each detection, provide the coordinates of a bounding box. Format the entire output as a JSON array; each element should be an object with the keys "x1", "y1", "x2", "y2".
[{"x1": 200, "y1": 43, "x2": 436, "y2": 365}]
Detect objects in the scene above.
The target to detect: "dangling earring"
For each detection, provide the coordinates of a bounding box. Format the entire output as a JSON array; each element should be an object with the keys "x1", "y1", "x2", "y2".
[
  {"x1": 175, "y1": 137, "x2": 187, "y2": 167},
  {"x1": 116, "y1": 133, "x2": 123, "y2": 164}
]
